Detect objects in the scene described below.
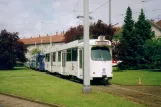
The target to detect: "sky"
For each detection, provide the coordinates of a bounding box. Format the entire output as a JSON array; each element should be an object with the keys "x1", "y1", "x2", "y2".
[{"x1": 0, "y1": 0, "x2": 160, "y2": 38}]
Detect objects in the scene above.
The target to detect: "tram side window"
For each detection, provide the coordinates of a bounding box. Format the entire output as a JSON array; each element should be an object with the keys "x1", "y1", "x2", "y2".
[
  {"x1": 58, "y1": 51, "x2": 61, "y2": 62},
  {"x1": 79, "y1": 49, "x2": 83, "y2": 68},
  {"x1": 67, "y1": 49, "x2": 71, "y2": 61},
  {"x1": 45, "y1": 54, "x2": 50, "y2": 62},
  {"x1": 72, "y1": 48, "x2": 77, "y2": 61},
  {"x1": 53, "y1": 53, "x2": 56, "y2": 62},
  {"x1": 48, "y1": 54, "x2": 50, "y2": 62}
]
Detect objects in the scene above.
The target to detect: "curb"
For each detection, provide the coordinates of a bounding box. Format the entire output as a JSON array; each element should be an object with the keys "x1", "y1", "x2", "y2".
[{"x1": 0, "y1": 92, "x2": 65, "y2": 107}]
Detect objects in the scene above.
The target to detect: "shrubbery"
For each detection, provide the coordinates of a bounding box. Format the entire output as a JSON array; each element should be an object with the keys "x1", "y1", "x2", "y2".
[{"x1": 0, "y1": 30, "x2": 27, "y2": 70}]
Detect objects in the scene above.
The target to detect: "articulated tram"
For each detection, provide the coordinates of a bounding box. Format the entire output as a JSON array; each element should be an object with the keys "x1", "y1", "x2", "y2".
[{"x1": 44, "y1": 36, "x2": 113, "y2": 82}]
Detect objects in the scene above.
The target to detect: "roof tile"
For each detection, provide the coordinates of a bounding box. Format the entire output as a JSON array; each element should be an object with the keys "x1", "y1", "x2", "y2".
[
  {"x1": 20, "y1": 34, "x2": 65, "y2": 45},
  {"x1": 157, "y1": 20, "x2": 161, "y2": 27}
]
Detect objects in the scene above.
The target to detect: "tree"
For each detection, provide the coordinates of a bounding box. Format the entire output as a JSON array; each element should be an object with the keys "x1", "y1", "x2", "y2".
[
  {"x1": 64, "y1": 25, "x2": 83, "y2": 43},
  {"x1": 113, "y1": 32, "x2": 122, "y2": 41},
  {"x1": 143, "y1": 39, "x2": 161, "y2": 70},
  {"x1": 135, "y1": 9, "x2": 154, "y2": 42},
  {"x1": 90, "y1": 20, "x2": 116, "y2": 41},
  {"x1": 64, "y1": 20, "x2": 116, "y2": 43},
  {"x1": 31, "y1": 48, "x2": 41, "y2": 55},
  {"x1": 112, "y1": 28, "x2": 122, "y2": 60},
  {"x1": 132, "y1": 9, "x2": 154, "y2": 67},
  {"x1": 0, "y1": 29, "x2": 27, "y2": 69},
  {"x1": 118, "y1": 8, "x2": 155, "y2": 69},
  {"x1": 118, "y1": 7, "x2": 135, "y2": 69}
]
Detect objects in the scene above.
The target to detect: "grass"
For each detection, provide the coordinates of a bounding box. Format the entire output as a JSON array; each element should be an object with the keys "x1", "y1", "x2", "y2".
[
  {"x1": 0, "y1": 67, "x2": 144, "y2": 107},
  {"x1": 111, "y1": 67, "x2": 161, "y2": 86}
]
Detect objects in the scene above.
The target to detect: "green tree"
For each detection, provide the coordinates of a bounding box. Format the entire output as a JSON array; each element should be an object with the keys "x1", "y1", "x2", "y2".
[
  {"x1": 90, "y1": 20, "x2": 116, "y2": 41},
  {"x1": 118, "y1": 7, "x2": 135, "y2": 69},
  {"x1": 135, "y1": 9, "x2": 154, "y2": 42},
  {"x1": 0, "y1": 29, "x2": 27, "y2": 69},
  {"x1": 113, "y1": 32, "x2": 122, "y2": 41},
  {"x1": 119, "y1": 8, "x2": 155, "y2": 69},
  {"x1": 132, "y1": 9, "x2": 154, "y2": 68},
  {"x1": 143, "y1": 39, "x2": 161, "y2": 69},
  {"x1": 31, "y1": 48, "x2": 40, "y2": 55}
]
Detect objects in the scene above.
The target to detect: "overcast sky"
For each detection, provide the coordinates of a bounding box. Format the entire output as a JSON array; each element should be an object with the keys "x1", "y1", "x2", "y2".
[{"x1": 0, "y1": 0, "x2": 160, "y2": 38}]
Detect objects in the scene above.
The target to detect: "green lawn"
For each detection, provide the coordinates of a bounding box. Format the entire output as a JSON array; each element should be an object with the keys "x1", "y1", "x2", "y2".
[
  {"x1": 0, "y1": 67, "x2": 143, "y2": 107},
  {"x1": 111, "y1": 67, "x2": 161, "y2": 86}
]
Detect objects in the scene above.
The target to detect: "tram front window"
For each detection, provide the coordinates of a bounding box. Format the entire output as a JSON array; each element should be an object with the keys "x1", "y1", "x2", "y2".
[{"x1": 91, "y1": 47, "x2": 111, "y2": 61}]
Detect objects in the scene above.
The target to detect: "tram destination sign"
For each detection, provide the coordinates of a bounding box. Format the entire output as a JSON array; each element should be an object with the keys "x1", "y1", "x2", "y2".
[{"x1": 95, "y1": 41, "x2": 110, "y2": 45}]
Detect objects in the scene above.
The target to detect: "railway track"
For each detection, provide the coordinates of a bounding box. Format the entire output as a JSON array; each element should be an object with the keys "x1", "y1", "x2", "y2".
[{"x1": 94, "y1": 84, "x2": 161, "y2": 107}]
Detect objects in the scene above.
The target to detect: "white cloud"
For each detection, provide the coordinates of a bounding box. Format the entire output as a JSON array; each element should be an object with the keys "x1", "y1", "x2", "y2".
[
  {"x1": 0, "y1": 0, "x2": 160, "y2": 38},
  {"x1": 52, "y1": 1, "x2": 61, "y2": 9}
]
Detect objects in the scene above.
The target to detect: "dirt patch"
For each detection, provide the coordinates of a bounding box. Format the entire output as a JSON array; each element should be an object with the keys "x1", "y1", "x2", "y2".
[
  {"x1": 0, "y1": 94, "x2": 59, "y2": 107},
  {"x1": 95, "y1": 85, "x2": 161, "y2": 107}
]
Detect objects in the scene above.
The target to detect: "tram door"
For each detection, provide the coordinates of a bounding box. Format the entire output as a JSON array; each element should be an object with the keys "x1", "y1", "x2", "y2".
[
  {"x1": 78, "y1": 49, "x2": 83, "y2": 79},
  {"x1": 62, "y1": 51, "x2": 66, "y2": 74}
]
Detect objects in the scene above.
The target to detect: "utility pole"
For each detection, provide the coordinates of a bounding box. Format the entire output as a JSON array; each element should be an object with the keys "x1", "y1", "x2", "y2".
[
  {"x1": 82, "y1": 0, "x2": 92, "y2": 93},
  {"x1": 109, "y1": 0, "x2": 111, "y2": 25}
]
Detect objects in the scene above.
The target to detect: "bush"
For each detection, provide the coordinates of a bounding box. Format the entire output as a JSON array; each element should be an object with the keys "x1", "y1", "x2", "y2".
[
  {"x1": 142, "y1": 39, "x2": 161, "y2": 70},
  {"x1": 0, "y1": 30, "x2": 27, "y2": 70}
]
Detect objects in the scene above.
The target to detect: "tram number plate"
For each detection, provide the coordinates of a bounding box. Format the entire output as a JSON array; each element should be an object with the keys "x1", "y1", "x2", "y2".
[{"x1": 102, "y1": 71, "x2": 106, "y2": 75}]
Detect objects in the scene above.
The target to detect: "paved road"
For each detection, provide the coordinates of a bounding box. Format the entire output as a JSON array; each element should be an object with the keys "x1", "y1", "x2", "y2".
[{"x1": 0, "y1": 94, "x2": 56, "y2": 107}]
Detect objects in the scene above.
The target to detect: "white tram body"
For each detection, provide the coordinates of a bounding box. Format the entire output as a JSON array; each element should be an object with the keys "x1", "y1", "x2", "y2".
[{"x1": 44, "y1": 36, "x2": 112, "y2": 81}]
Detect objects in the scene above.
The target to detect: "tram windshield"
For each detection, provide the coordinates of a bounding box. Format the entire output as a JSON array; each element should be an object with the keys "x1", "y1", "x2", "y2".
[{"x1": 91, "y1": 46, "x2": 111, "y2": 61}]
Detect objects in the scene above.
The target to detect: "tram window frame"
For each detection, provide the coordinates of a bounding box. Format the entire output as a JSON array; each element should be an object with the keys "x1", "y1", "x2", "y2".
[
  {"x1": 45, "y1": 54, "x2": 47, "y2": 62},
  {"x1": 79, "y1": 49, "x2": 83, "y2": 68},
  {"x1": 53, "y1": 52, "x2": 56, "y2": 62},
  {"x1": 58, "y1": 51, "x2": 61, "y2": 62},
  {"x1": 45, "y1": 54, "x2": 50, "y2": 62},
  {"x1": 67, "y1": 49, "x2": 71, "y2": 61},
  {"x1": 72, "y1": 48, "x2": 77, "y2": 61},
  {"x1": 48, "y1": 54, "x2": 50, "y2": 62}
]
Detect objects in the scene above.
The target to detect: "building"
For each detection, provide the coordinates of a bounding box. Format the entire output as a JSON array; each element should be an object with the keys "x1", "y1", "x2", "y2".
[
  {"x1": 148, "y1": 20, "x2": 161, "y2": 39},
  {"x1": 20, "y1": 33, "x2": 65, "y2": 59},
  {"x1": 156, "y1": 20, "x2": 161, "y2": 27}
]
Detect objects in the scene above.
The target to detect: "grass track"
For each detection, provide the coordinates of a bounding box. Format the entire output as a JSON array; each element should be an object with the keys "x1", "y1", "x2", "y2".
[
  {"x1": 0, "y1": 67, "x2": 144, "y2": 107},
  {"x1": 111, "y1": 67, "x2": 161, "y2": 86}
]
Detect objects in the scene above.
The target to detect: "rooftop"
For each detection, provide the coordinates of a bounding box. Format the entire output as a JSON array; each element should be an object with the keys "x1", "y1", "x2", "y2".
[
  {"x1": 148, "y1": 20, "x2": 161, "y2": 31},
  {"x1": 20, "y1": 34, "x2": 65, "y2": 45},
  {"x1": 156, "y1": 20, "x2": 161, "y2": 28}
]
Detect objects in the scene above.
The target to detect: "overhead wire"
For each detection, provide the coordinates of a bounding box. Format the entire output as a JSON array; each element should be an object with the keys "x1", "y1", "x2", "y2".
[
  {"x1": 89, "y1": 0, "x2": 109, "y2": 14},
  {"x1": 73, "y1": 0, "x2": 80, "y2": 12}
]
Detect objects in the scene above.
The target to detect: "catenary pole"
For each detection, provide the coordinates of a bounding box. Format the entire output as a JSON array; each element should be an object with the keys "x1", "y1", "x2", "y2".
[
  {"x1": 82, "y1": 0, "x2": 92, "y2": 93},
  {"x1": 109, "y1": 0, "x2": 111, "y2": 25}
]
